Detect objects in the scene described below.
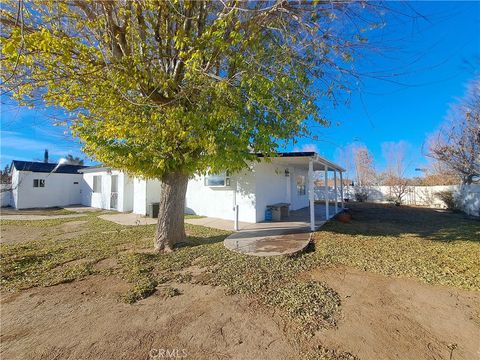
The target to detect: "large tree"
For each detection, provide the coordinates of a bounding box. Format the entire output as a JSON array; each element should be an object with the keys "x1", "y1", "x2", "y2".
[{"x1": 2, "y1": 1, "x2": 385, "y2": 251}]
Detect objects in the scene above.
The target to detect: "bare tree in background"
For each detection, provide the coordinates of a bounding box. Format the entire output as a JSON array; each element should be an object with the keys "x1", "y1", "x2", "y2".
[
  {"x1": 422, "y1": 161, "x2": 460, "y2": 185},
  {"x1": 352, "y1": 145, "x2": 377, "y2": 201},
  {"x1": 0, "y1": 165, "x2": 12, "y2": 184},
  {"x1": 428, "y1": 77, "x2": 480, "y2": 185},
  {"x1": 382, "y1": 141, "x2": 410, "y2": 204}
]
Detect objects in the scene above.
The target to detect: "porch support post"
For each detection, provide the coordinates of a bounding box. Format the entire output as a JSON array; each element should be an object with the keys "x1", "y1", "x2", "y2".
[
  {"x1": 324, "y1": 165, "x2": 329, "y2": 220},
  {"x1": 340, "y1": 171, "x2": 344, "y2": 209},
  {"x1": 308, "y1": 158, "x2": 315, "y2": 231},
  {"x1": 334, "y1": 170, "x2": 338, "y2": 215}
]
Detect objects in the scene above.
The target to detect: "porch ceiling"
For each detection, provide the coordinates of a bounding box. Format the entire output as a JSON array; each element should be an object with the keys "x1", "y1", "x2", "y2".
[{"x1": 269, "y1": 155, "x2": 344, "y2": 172}]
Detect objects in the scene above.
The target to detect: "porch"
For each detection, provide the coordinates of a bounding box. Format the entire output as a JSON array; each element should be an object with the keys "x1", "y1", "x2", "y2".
[
  {"x1": 224, "y1": 152, "x2": 345, "y2": 256},
  {"x1": 234, "y1": 152, "x2": 346, "y2": 232}
]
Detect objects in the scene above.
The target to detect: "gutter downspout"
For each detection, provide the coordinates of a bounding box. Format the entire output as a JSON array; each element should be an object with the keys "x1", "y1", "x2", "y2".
[{"x1": 233, "y1": 177, "x2": 239, "y2": 231}]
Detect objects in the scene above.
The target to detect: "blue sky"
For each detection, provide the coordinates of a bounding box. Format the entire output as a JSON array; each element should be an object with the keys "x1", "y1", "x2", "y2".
[{"x1": 1, "y1": 1, "x2": 479, "y2": 176}]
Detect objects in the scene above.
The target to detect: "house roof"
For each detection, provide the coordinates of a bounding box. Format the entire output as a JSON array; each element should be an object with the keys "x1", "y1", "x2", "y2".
[
  {"x1": 74, "y1": 151, "x2": 345, "y2": 175},
  {"x1": 258, "y1": 152, "x2": 345, "y2": 172},
  {"x1": 258, "y1": 151, "x2": 316, "y2": 158},
  {"x1": 11, "y1": 160, "x2": 88, "y2": 174}
]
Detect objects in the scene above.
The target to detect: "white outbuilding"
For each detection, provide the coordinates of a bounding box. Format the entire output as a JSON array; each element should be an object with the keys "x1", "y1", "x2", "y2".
[{"x1": 8, "y1": 160, "x2": 87, "y2": 209}]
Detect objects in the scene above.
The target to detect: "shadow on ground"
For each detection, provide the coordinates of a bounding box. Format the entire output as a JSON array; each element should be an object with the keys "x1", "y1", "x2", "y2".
[{"x1": 324, "y1": 202, "x2": 479, "y2": 243}]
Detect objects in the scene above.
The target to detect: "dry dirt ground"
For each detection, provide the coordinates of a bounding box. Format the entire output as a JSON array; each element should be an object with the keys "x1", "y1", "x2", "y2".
[
  {"x1": 308, "y1": 266, "x2": 480, "y2": 360},
  {"x1": 1, "y1": 276, "x2": 297, "y2": 360},
  {"x1": 1, "y1": 266, "x2": 479, "y2": 359}
]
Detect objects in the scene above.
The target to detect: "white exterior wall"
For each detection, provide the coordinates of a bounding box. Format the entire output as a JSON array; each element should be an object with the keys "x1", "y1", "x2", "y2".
[
  {"x1": 185, "y1": 168, "x2": 257, "y2": 223},
  {"x1": 12, "y1": 169, "x2": 83, "y2": 209},
  {"x1": 133, "y1": 178, "x2": 147, "y2": 215},
  {"x1": 81, "y1": 170, "x2": 133, "y2": 212},
  {"x1": 132, "y1": 178, "x2": 162, "y2": 215},
  {"x1": 253, "y1": 163, "x2": 309, "y2": 222},
  {"x1": 254, "y1": 162, "x2": 289, "y2": 222},
  {"x1": 287, "y1": 166, "x2": 310, "y2": 211},
  {"x1": 82, "y1": 170, "x2": 110, "y2": 210},
  {"x1": 122, "y1": 174, "x2": 134, "y2": 212}
]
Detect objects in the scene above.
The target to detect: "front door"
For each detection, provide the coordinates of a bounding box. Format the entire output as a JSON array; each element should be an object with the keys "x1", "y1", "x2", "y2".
[{"x1": 110, "y1": 175, "x2": 118, "y2": 210}]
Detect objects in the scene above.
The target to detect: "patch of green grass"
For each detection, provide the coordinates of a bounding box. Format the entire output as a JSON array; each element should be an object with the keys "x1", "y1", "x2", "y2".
[
  {"x1": 118, "y1": 252, "x2": 158, "y2": 303},
  {"x1": 123, "y1": 277, "x2": 158, "y2": 304}
]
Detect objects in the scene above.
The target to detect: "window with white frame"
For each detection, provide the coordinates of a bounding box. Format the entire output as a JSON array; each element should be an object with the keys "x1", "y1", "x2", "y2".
[
  {"x1": 33, "y1": 179, "x2": 45, "y2": 188},
  {"x1": 93, "y1": 175, "x2": 102, "y2": 193},
  {"x1": 296, "y1": 175, "x2": 306, "y2": 195},
  {"x1": 204, "y1": 172, "x2": 230, "y2": 187}
]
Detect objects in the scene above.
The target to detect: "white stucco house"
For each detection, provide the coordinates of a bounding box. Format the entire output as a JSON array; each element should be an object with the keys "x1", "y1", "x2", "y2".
[
  {"x1": 8, "y1": 160, "x2": 88, "y2": 209},
  {"x1": 78, "y1": 152, "x2": 345, "y2": 231},
  {"x1": 6, "y1": 152, "x2": 346, "y2": 231},
  {"x1": 186, "y1": 152, "x2": 345, "y2": 228}
]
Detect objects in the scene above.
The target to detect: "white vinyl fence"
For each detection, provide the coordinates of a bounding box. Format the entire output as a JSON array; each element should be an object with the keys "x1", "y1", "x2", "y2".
[
  {"x1": 315, "y1": 184, "x2": 479, "y2": 217},
  {"x1": 1, "y1": 184, "x2": 12, "y2": 207}
]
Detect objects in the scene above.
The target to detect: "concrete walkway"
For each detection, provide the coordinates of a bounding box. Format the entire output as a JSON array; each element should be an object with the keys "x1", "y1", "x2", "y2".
[
  {"x1": 224, "y1": 230, "x2": 313, "y2": 257},
  {"x1": 186, "y1": 216, "x2": 316, "y2": 256}
]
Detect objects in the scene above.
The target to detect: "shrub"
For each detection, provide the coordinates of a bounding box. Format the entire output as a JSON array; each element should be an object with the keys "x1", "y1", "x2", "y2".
[
  {"x1": 435, "y1": 190, "x2": 458, "y2": 210},
  {"x1": 354, "y1": 187, "x2": 369, "y2": 202}
]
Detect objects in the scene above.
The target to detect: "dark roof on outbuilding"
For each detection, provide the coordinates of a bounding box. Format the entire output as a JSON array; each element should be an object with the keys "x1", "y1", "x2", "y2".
[{"x1": 11, "y1": 160, "x2": 88, "y2": 174}]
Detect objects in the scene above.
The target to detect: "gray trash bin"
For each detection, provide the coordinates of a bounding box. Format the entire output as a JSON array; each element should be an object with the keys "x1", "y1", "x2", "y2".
[{"x1": 147, "y1": 203, "x2": 160, "y2": 218}]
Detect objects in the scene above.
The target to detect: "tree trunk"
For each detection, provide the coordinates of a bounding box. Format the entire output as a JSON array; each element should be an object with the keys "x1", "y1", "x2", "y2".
[{"x1": 154, "y1": 171, "x2": 189, "y2": 252}]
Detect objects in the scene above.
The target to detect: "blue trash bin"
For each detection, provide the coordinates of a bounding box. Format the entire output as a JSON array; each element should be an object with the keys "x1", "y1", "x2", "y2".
[{"x1": 265, "y1": 208, "x2": 272, "y2": 221}]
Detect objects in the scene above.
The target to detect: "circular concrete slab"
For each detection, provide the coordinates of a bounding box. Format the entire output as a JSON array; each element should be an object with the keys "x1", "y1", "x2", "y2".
[{"x1": 224, "y1": 231, "x2": 312, "y2": 257}]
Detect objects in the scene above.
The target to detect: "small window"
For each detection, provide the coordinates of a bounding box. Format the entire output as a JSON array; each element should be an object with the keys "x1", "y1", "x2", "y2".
[
  {"x1": 33, "y1": 179, "x2": 45, "y2": 188},
  {"x1": 296, "y1": 175, "x2": 306, "y2": 195},
  {"x1": 205, "y1": 172, "x2": 230, "y2": 187},
  {"x1": 73, "y1": 181, "x2": 79, "y2": 184},
  {"x1": 93, "y1": 175, "x2": 102, "y2": 193}
]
